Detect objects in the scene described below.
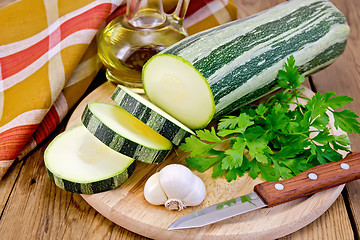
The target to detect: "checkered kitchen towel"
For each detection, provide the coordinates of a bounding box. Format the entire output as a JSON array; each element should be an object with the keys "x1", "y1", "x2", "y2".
[{"x1": 0, "y1": 0, "x2": 237, "y2": 179}]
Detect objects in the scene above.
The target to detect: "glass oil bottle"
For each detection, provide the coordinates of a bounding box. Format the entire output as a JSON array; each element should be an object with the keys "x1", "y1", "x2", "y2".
[{"x1": 97, "y1": 0, "x2": 190, "y2": 92}]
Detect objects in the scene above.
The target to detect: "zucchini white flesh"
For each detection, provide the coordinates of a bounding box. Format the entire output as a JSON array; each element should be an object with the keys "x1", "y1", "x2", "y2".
[
  {"x1": 111, "y1": 85, "x2": 195, "y2": 145},
  {"x1": 81, "y1": 102, "x2": 172, "y2": 164},
  {"x1": 44, "y1": 125, "x2": 136, "y2": 194},
  {"x1": 143, "y1": 0, "x2": 350, "y2": 128},
  {"x1": 143, "y1": 55, "x2": 215, "y2": 129}
]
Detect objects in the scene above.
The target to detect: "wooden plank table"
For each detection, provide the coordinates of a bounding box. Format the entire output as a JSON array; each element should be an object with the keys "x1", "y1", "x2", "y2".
[{"x1": 1, "y1": 0, "x2": 359, "y2": 239}]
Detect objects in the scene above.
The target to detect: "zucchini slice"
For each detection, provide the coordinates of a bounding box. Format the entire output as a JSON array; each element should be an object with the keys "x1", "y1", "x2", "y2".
[
  {"x1": 81, "y1": 102, "x2": 172, "y2": 164},
  {"x1": 44, "y1": 125, "x2": 136, "y2": 194},
  {"x1": 111, "y1": 85, "x2": 195, "y2": 145}
]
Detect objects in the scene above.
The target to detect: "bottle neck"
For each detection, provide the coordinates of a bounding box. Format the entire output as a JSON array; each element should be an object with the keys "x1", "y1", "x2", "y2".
[
  {"x1": 170, "y1": 0, "x2": 189, "y2": 26},
  {"x1": 126, "y1": 0, "x2": 166, "y2": 28}
]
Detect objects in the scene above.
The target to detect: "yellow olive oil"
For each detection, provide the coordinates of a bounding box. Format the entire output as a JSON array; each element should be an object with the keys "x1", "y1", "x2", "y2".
[{"x1": 97, "y1": 11, "x2": 187, "y2": 90}]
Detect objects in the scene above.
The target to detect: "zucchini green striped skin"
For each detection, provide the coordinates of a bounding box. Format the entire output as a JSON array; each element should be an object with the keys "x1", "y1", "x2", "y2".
[
  {"x1": 46, "y1": 160, "x2": 136, "y2": 194},
  {"x1": 111, "y1": 85, "x2": 194, "y2": 145},
  {"x1": 81, "y1": 102, "x2": 172, "y2": 164},
  {"x1": 44, "y1": 124, "x2": 136, "y2": 194},
  {"x1": 145, "y1": 0, "x2": 350, "y2": 122}
]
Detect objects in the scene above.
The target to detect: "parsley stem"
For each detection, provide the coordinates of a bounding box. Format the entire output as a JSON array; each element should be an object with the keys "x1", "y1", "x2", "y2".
[
  {"x1": 275, "y1": 130, "x2": 313, "y2": 138},
  {"x1": 221, "y1": 137, "x2": 237, "y2": 142}
]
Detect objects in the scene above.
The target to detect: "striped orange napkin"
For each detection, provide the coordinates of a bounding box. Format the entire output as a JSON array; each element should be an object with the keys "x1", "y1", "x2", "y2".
[{"x1": 0, "y1": 0, "x2": 238, "y2": 179}]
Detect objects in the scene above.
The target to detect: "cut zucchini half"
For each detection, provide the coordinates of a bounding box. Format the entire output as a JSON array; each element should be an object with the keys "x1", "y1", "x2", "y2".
[
  {"x1": 81, "y1": 102, "x2": 172, "y2": 164},
  {"x1": 142, "y1": 54, "x2": 216, "y2": 130},
  {"x1": 44, "y1": 125, "x2": 136, "y2": 194},
  {"x1": 111, "y1": 85, "x2": 195, "y2": 145}
]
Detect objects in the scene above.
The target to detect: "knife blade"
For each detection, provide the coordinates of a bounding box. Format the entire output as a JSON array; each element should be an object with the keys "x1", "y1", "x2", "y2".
[{"x1": 168, "y1": 152, "x2": 360, "y2": 230}]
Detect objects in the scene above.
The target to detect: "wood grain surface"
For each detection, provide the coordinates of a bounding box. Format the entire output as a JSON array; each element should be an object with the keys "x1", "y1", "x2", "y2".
[
  {"x1": 0, "y1": 0, "x2": 359, "y2": 239},
  {"x1": 310, "y1": 0, "x2": 360, "y2": 237}
]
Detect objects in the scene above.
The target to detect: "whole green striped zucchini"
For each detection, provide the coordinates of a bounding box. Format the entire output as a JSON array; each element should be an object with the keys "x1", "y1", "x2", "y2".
[{"x1": 142, "y1": 0, "x2": 350, "y2": 129}]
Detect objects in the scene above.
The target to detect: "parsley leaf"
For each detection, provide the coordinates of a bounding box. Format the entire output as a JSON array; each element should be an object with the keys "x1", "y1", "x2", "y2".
[
  {"x1": 333, "y1": 110, "x2": 360, "y2": 134},
  {"x1": 196, "y1": 127, "x2": 222, "y2": 142},
  {"x1": 212, "y1": 161, "x2": 224, "y2": 178},
  {"x1": 222, "y1": 137, "x2": 246, "y2": 170},
  {"x1": 225, "y1": 168, "x2": 243, "y2": 182},
  {"x1": 180, "y1": 135, "x2": 218, "y2": 157},
  {"x1": 327, "y1": 94, "x2": 353, "y2": 110},
  {"x1": 248, "y1": 160, "x2": 261, "y2": 179},
  {"x1": 185, "y1": 154, "x2": 222, "y2": 173},
  {"x1": 273, "y1": 161, "x2": 294, "y2": 180},
  {"x1": 218, "y1": 113, "x2": 254, "y2": 137}
]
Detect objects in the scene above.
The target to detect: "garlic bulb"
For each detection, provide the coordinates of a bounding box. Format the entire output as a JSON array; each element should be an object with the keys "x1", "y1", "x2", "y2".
[{"x1": 144, "y1": 164, "x2": 206, "y2": 211}]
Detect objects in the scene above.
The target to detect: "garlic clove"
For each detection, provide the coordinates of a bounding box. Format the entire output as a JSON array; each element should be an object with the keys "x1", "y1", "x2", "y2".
[
  {"x1": 143, "y1": 172, "x2": 168, "y2": 205},
  {"x1": 159, "y1": 164, "x2": 194, "y2": 200},
  {"x1": 159, "y1": 164, "x2": 206, "y2": 208},
  {"x1": 181, "y1": 175, "x2": 206, "y2": 206}
]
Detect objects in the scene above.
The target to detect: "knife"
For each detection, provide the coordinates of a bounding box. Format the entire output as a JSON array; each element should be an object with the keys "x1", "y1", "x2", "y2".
[{"x1": 167, "y1": 152, "x2": 360, "y2": 230}]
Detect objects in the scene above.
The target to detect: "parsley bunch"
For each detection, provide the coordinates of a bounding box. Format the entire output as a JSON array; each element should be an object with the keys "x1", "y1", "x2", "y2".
[{"x1": 179, "y1": 56, "x2": 360, "y2": 182}]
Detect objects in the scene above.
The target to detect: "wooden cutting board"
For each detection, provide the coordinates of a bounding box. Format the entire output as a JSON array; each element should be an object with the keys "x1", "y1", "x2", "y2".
[{"x1": 66, "y1": 81, "x2": 346, "y2": 240}]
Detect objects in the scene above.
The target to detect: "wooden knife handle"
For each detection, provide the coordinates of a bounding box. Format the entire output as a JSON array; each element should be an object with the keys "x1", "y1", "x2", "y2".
[{"x1": 254, "y1": 152, "x2": 360, "y2": 207}]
